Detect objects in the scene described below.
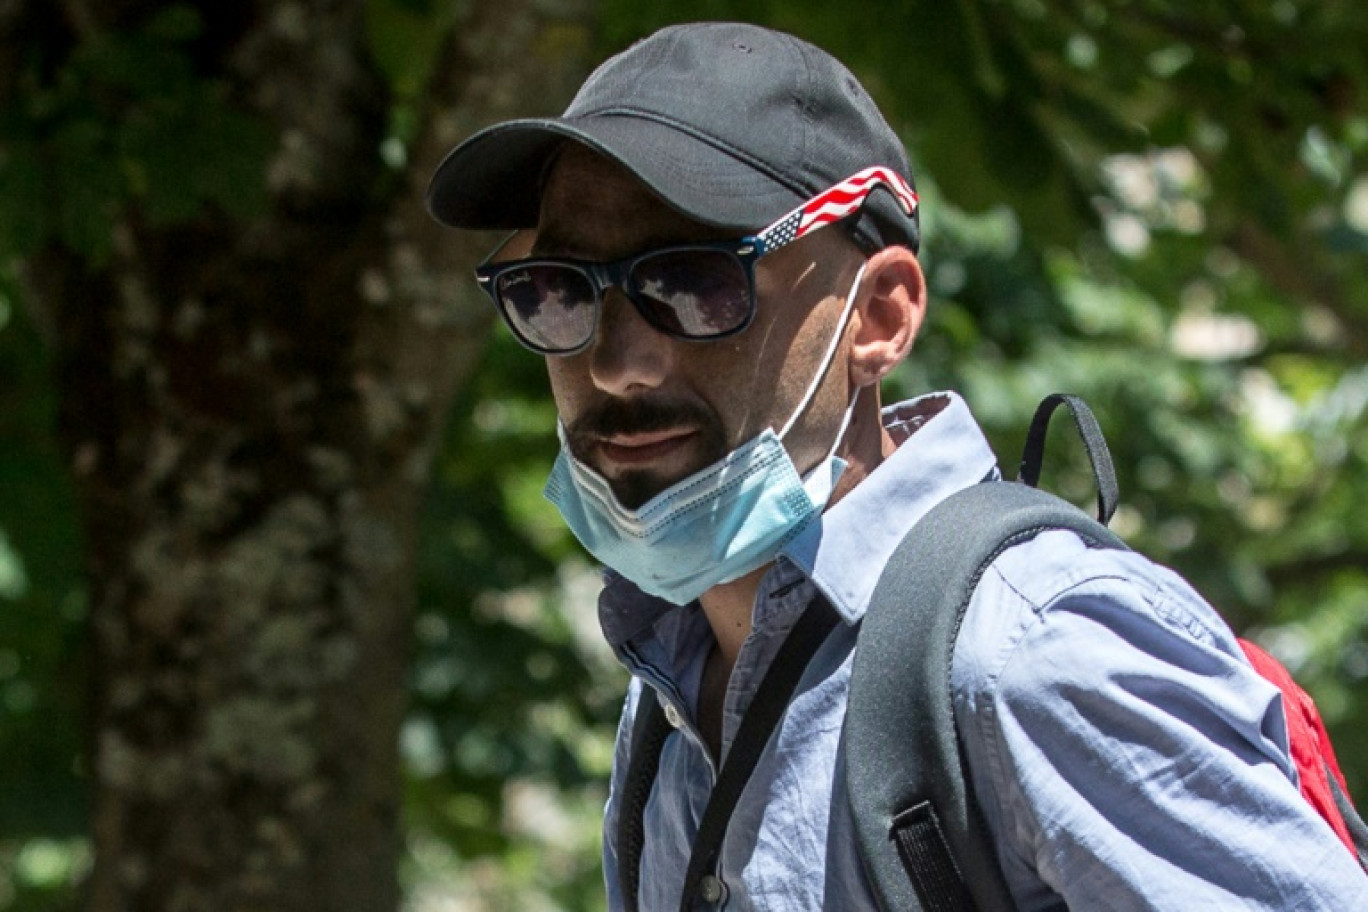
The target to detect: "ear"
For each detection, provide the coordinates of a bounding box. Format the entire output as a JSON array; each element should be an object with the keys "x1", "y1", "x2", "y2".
[{"x1": 847, "y1": 246, "x2": 926, "y2": 389}]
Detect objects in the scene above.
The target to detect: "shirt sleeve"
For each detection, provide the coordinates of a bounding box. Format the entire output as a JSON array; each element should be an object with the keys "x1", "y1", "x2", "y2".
[{"x1": 952, "y1": 531, "x2": 1368, "y2": 911}]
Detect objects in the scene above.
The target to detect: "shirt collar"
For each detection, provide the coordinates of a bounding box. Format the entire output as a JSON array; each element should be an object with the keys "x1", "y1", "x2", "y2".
[
  {"x1": 596, "y1": 390, "x2": 999, "y2": 651},
  {"x1": 779, "y1": 390, "x2": 999, "y2": 624}
]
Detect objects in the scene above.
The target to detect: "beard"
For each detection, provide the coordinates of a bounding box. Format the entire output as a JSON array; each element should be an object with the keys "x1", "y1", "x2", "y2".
[{"x1": 563, "y1": 395, "x2": 729, "y2": 510}]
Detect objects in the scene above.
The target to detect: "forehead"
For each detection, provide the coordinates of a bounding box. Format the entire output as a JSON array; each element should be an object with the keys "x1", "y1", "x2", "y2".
[{"x1": 534, "y1": 144, "x2": 739, "y2": 259}]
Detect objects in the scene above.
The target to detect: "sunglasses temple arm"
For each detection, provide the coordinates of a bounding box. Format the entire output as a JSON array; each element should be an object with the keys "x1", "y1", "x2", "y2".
[{"x1": 752, "y1": 166, "x2": 918, "y2": 256}]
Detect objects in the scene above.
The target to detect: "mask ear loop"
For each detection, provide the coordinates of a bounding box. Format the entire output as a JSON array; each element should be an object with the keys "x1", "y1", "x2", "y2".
[
  {"x1": 778, "y1": 261, "x2": 868, "y2": 443},
  {"x1": 824, "y1": 385, "x2": 862, "y2": 462}
]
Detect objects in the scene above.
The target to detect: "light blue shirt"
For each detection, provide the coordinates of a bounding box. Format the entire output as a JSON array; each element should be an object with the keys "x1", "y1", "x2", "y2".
[{"x1": 598, "y1": 392, "x2": 1368, "y2": 910}]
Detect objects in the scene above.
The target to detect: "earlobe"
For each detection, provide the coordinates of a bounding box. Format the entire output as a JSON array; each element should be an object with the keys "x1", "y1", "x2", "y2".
[{"x1": 847, "y1": 247, "x2": 927, "y2": 388}]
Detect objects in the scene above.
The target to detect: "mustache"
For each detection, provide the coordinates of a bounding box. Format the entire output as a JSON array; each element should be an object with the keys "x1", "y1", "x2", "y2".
[{"x1": 566, "y1": 396, "x2": 718, "y2": 445}]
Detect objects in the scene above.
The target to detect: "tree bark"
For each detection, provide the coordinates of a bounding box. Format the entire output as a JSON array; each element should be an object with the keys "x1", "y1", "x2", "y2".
[{"x1": 17, "y1": 1, "x2": 593, "y2": 909}]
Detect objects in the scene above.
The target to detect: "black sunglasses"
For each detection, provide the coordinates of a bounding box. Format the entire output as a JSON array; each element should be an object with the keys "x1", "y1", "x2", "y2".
[{"x1": 474, "y1": 166, "x2": 918, "y2": 355}]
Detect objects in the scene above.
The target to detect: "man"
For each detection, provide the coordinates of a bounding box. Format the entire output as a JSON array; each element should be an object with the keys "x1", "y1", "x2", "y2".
[{"x1": 427, "y1": 21, "x2": 1368, "y2": 911}]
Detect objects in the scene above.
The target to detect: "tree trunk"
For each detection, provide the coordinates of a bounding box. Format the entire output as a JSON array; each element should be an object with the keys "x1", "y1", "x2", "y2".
[{"x1": 17, "y1": 1, "x2": 592, "y2": 909}]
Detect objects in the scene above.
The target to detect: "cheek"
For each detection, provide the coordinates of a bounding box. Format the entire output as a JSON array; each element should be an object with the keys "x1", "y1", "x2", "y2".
[
  {"x1": 545, "y1": 355, "x2": 592, "y2": 421},
  {"x1": 697, "y1": 343, "x2": 781, "y2": 444}
]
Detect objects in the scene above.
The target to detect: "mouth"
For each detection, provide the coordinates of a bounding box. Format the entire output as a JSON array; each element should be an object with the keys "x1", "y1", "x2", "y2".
[{"x1": 595, "y1": 428, "x2": 698, "y2": 470}]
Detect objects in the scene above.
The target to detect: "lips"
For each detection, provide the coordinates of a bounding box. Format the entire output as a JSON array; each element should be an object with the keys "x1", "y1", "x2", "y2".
[{"x1": 596, "y1": 429, "x2": 697, "y2": 468}]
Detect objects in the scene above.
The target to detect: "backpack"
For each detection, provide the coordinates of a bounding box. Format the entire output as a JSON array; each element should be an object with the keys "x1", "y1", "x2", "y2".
[
  {"x1": 616, "y1": 393, "x2": 1368, "y2": 911},
  {"x1": 845, "y1": 393, "x2": 1368, "y2": 911}
]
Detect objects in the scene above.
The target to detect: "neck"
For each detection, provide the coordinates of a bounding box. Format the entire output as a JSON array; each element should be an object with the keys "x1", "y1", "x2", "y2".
[
  {"x1": 696, "y1": 386, "x2": 892, "y2": 669},
  {"x1": 697, "y1": 564, "x2": 770, "y2": 667}
]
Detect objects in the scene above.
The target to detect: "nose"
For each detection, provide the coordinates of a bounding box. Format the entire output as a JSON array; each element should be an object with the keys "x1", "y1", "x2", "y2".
[{"x1": 588, "y1": 288, "x2": 675, "y2": 396}]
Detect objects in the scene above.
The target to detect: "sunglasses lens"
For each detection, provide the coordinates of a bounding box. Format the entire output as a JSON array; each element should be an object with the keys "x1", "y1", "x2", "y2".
[
  {"x1": 630, "y1": 249, "x2": 751, "y2": 338},
  {"x1": 494, "y1": 265, "x2": 596, "y2": 352}
]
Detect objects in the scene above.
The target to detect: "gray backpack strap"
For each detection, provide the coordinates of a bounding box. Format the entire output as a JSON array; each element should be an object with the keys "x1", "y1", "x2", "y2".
[
  {"x1": 1330, "y1": 772, "x2": 1368, "y2": 870},
  {"x1": 845, "y1": 481, "x2": 1127, "y2": 911}
]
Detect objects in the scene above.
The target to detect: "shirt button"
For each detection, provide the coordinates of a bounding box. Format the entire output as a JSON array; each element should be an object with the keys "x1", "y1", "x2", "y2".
[
  {"x1": 698, "y1": 873, "x2": 724, "y2": 904},
  {"x1": 663, "y1": 701, "x2": 684, "y2": 729}
]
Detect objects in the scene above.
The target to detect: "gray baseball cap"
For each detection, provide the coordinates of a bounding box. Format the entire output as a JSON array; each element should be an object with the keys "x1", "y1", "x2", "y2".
[{"x1": 426, "y1": 22, "x2": 919, "y2": 252}]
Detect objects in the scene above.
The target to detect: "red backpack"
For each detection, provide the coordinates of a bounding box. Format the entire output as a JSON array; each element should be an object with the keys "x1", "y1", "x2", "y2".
[{"x1": 1240, "y1": 638, "x2": 1366, "y2": 857}]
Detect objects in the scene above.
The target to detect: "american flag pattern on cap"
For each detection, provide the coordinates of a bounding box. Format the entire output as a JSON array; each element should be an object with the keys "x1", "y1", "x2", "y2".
[{"x1": 752, "y1": 166, "x2": 919, "y2": 256}]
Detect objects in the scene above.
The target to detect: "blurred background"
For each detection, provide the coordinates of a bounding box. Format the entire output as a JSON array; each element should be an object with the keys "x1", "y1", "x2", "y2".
[{"x1": 1, "y1": 1, "x2": 1365, "y2": 909}]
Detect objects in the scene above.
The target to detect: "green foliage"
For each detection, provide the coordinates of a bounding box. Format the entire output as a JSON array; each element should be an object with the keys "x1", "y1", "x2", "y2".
[
  {"x1": 365, "y1": 0, "x2": 455, "y2": 101},
  {"x1": 0, "y1": 5, "x2": 271, "y2": 262},
  {"x1": 0, "y1": 282, "x2": 87, "y2": 912},
  {"x1": 400, "y1": 329, "x2": 624, "y2": 904},
  {"x1": 365, "y1": 0, "x2": 462, "y2": 172}
]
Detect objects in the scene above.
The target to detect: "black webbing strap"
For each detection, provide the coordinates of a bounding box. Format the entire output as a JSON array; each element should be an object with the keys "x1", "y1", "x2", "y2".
[
  {"x1": 1019, "y1": 393, "x2": 1119, "y2": 525},
  {"x1": 677, "y1": 596, "x2": 839, "y2": 910},
  {"x1": 617, "y1": 693, "x2": 672, "y2": 911},
  {"x1": 613, "y1": 594, "x2": 840, "y2": 911},
  {"x1": 1328, "y1": 765, "x2": 1368, "y2": 871},
  {"x1": 889, "y1": 802, "x2": 977, "y2": 911}
]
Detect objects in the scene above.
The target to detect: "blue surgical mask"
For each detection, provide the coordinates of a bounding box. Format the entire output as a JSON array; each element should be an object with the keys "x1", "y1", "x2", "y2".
[{"x1": 544, "y1": 264, "x2": 866, "y2": 605}]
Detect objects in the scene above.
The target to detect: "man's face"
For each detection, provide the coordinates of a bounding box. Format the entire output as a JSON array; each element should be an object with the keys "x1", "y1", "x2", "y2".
[{"x1": 535, "y1": 145, "x2": 863, "y2": 509}]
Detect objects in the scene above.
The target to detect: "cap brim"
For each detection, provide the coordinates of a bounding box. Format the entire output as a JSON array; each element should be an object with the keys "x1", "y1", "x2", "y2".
[{"x1": 425, "y1": 114, "x2": 805, "y2": 234}]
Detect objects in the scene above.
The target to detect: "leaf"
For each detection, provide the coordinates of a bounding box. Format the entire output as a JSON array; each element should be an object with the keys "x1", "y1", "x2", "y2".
[
  {"x1": 118, "y1": 84, "x2": 272, "y2": 224},
  {"x1": 52, "y1": 118, "x2": 123, "y2": 262},
  {"x1": 365, "y1": 0, "x2": 456, "y2": 98},
  {"x1": 0, "y1": 141, "x2": 52, "y2": 259}
]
